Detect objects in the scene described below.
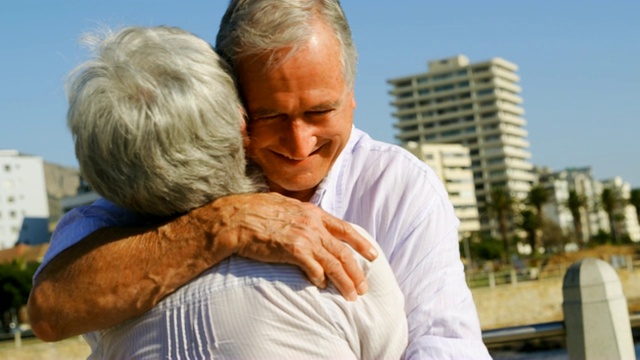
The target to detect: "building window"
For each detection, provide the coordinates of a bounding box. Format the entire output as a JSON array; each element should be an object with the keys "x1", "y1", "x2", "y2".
[
  {"x1": 433, "y1": 73, "x2": 452, "y2": 81},
  {"x1": 440, "y1": 119, "x2": 458, "y2": 126},
  {"x1": 476, "y1": 89, "x2": 493, "y2": 96},
  {"x1": 434, "y1": 84, "x2": 455, "y2": 93},
  {"x1": 472, "y1": 66, "x2": 489, "y2": 74},
  {"x1": 442, "y1": 129, "x2": 461, "y2": 137}
]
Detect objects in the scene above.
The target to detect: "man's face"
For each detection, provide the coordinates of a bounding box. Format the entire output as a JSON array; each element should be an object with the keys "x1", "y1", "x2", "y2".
[{"x1": 236, "y1": 24, "x2": 355, "y2": 202}]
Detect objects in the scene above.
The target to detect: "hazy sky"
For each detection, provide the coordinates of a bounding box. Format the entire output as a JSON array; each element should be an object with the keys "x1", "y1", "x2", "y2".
[{"x1": 1, "y1": 1, "x2": 638, "y2": 187}]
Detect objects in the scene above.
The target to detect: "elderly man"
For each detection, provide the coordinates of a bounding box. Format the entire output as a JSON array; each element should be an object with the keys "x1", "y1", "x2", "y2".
[
  {"x1": 64, "y1": 25, "x2": 407, "y2": 359},
  {"x1": 29, "y1": 1, "x2": 489, "y2": 358}
]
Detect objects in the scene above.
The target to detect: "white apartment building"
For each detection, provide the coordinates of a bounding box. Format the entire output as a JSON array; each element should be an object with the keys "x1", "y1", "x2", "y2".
[
  {"x1": 564, "y1": 167, "x2": 609, "y2": 240},
  {"x1": 536, "y1": 167, "x2": 640, "y2": 244},
  {"x1": 405, "y1": 142, "x2": 480, "y2": 237},
  {"x1": 388, "y1": 55, "x2": 535, "y2": 233},
  {"x1": 0, "y1": 150, "x2": 50, "y2": 249},
  {"x1": 602, "y1": 177, "x2": 640, "y2": 242},
  {"x1": 536, "y1": 169, "x2": 574, "y2": 235}
]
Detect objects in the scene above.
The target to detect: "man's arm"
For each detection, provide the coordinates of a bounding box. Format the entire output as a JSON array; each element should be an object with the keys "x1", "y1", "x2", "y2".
[
  {"x1": 396, "y1": 203, "x2": 490, "y2": 359},
  {"x1": 28, "y1": 192, "x2": 377, "y2": 341}
]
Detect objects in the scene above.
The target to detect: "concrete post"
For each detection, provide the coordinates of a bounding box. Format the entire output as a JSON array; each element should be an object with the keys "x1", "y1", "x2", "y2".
[
  {"x1": 562, "y1": 258, "x2": 635, "y2": 360},
  {"x1": 13, "y1": 330, "x2": 21, "y2": 348}
]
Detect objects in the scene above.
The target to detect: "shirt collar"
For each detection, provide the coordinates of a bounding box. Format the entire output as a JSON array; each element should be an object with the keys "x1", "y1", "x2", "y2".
[{"x1": 310, "y1": 125, "x2": 362, "y2": 215}]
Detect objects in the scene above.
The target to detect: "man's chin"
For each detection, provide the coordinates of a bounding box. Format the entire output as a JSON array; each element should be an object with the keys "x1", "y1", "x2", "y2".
[{"x1": 267, "y1": 177, "x2": 323, "y2": 201}]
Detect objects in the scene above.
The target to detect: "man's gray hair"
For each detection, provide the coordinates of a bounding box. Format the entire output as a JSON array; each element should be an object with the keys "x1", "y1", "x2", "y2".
[
  {"x1": 216, "y1": 0, "x2": 357, "y2": 89},
  {"x1": 67, "y1": 26, "x2": 262, "y2": 216}
]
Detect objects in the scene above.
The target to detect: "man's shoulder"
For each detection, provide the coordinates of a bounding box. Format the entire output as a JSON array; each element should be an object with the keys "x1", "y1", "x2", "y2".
[{"x1": 346, "y1": 128, "x2": 441, "y2": 191}]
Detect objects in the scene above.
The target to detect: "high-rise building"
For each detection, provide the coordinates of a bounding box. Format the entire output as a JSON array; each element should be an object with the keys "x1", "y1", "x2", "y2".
[
  {"x1": 405, "y1": 142, "x2": 480, "y2": 237},
  {"x1": 388, "y1": 55, "x2": 535, "y2": 233},
  {"x1": 0, "y1": 150, "x2": 50, "y2": 249}
]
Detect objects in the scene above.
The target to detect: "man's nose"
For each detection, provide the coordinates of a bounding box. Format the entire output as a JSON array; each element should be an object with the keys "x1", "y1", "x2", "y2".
[{"x1": 282, "y1": 120, "x2": 317, "y2": 159}]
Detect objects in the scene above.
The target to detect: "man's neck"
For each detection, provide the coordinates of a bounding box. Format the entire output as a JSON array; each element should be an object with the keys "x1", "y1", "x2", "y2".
[{"x1": 275, "y1": 187, "x2": 317, "y2": 203}]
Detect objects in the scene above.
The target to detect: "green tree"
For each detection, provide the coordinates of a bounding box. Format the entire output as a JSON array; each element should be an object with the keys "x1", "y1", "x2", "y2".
[
  {"x1": 486, "y1": 187, "x2": 516, "y2": 259},
  {"x1": 518, "y1": 209, "x2": 540, "y2": 256},
  {"x1": 600, "y1": 187, "x2": 623, "y2": 244},
  {"x1": 630, "y1": 188, "x2": 640, "y2": 224},
  {"x1": 564, "y1": 190, "x2": 588, "y2": 248},
  {"x1": 540, "y1": 220, "x2": 570, "y2": 254},
  {"x1": 525, "y1": 185, "x2": 550, "y2": 250},
  {"x1": 0, "y1": 261, "x2": 38, "y2": 328},
  {"x1": 468, "y1": 236, "x2": 503, "y2": 262}
]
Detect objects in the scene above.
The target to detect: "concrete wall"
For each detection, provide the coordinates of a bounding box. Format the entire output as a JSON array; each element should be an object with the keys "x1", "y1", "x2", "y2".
[{"x1": 472, "y1": 268, "x2": 640, "y2": 330}]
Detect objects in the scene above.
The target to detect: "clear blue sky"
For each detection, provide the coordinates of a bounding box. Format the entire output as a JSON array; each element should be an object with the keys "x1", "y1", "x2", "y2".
[{"x1": 2, "y1": 1, "x2": 638, "y2": 187}]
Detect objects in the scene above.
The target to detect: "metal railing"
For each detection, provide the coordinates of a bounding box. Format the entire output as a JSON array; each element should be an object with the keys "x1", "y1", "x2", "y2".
[
  {"x1": 483, "y1": 313, "x2": 640, "y2": 346},
  {"x1": 467, "y1": 253, "x2": 639, "y2": 289}
]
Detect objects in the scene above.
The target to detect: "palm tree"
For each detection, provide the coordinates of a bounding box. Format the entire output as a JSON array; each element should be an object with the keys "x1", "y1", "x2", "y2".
[
  {"x1": 525, "y1": 185, "x2": 550, "y2": 250},
  {"x1": 600, "y1": 187, "x2": 622, "y2": 244},
  {"x1": 518, "y1": 209, "x2": 540, "y2": 256},
  {"x1": 630, "y1": 188, "x2": 640, "y2": 224},
  {"x1": 564, "y1": 190, "x2": 588, "y2": 248},
  {"x1": 486, "y1": 187, "x2": 515, "y2": 259}
]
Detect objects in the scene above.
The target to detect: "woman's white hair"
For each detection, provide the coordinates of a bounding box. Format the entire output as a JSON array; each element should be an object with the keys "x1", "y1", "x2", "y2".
[
  {"x1": 67, "y1": 26, "x2": 263, "y2": 216},
  {"x1": 216, "y1": 0, "x2": 358, "y2": 90}
]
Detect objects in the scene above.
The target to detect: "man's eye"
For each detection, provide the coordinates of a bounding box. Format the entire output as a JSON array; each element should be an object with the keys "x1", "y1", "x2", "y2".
[
  {"x1": 254, "y1": 114, "x2": 282, "y2": 121},
  {"x1": 308, "y1": 109, "x2": 332, "y2": 116}
]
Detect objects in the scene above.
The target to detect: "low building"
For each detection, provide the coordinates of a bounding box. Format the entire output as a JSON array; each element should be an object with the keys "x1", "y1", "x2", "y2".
[
  {"x1": 0, "y1": 150, "x2": 50, "y2": 249},
  {"x1": 405, "y1": 142, "x2": 480, "y2": 238}
]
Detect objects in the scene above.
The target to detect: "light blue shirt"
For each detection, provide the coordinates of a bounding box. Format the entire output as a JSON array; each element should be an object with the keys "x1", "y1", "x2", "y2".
[{"x1": 39, "y1": 127, "x2": 490, "y2": 359}]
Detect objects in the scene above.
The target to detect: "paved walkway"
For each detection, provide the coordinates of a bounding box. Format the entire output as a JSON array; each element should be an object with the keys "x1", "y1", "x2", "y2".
[{"x1": 0, "y1": 336, "x2": 90, "y2": 360}]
